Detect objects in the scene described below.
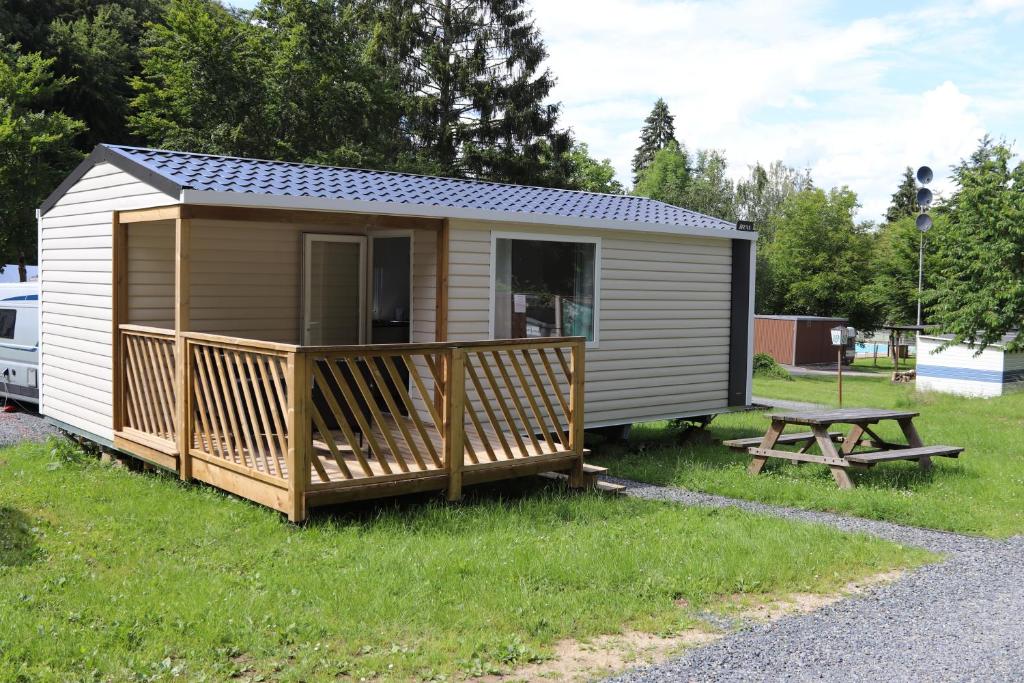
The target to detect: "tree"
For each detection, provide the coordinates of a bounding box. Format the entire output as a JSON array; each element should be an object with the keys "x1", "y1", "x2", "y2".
[
  {"x1": 762, "y1": 186, "x2": 878, "y2": 329},
  {"x1": 735, "y1": 161, "x2": 807, "y2": 238},
  {"x1": 631, "y1": 141, "x2": 689, "y2": 206},
  {"x1": 884, "y1": 166, "x2": 918, "y2": 224},
  {"x1": 926, "y1": 137, "x2": 1024, "y2": 351},
  {"x1": 374, "y1": 0, "x2": 571, "y2": 185},
  {"x1": 130, "y1": 0, "x2": 398, "y2": 166},
  {"x1": 631, "y1": 97, "x2": 676, "y2": 183},
  {"x1": 0, "y1": 42, "x2": 85, "y2": 270},
  {"x1": 862, "y1": 215, "x2": 943, "y2": 326},
  {"x1": 681, "y1": 148, "x2": 735, "y2": 221},
  {"x1": 565, "y1": 142, "x2": 623, "y2": 194}
]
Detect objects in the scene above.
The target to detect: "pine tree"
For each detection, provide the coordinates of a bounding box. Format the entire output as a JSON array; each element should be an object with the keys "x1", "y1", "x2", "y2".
[
  {"x1": 374, "y1": 0, "x2": 570, "y2": 185},
  {"x1": 885, "y1": 166, "x2": 918, "y2": 223},
  {"x1": 631, "y1": 97, "x2": 677, "y2": 183}
]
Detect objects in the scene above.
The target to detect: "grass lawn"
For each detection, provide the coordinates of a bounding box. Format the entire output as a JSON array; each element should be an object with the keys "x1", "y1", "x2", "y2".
[
  {"x1": 0, "y1": 440, "x2": 927, "y2": 681},
  {"x1": 593, "y1": 373, "x2": 1024, "y2": 537},
  {"x1": 848, "y1": 356, "x2": 917, "y2": 374}
]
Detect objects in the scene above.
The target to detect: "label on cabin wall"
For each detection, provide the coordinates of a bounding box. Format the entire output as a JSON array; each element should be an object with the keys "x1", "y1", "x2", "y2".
[{"x1": 513, "y1": 294, "x2": 527, "y2": 313}]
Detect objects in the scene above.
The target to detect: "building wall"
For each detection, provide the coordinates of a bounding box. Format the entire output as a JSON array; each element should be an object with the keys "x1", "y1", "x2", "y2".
[
  {"x1": 38, "y1": 162, "x2": 177, "y2": 440},
  {"x1": 916, "y1": 335, "x2": 1007, "y2": 398},
  {"x1": 124, "y1": 219, "x2": 437, "y2": 345},
  {"x1": 446, "y1": 219, "x2": 736, "y2": 426},
  {"x1": 794, "y1": 319, "x2": 845, "y2": 365},
  {"x1": 753, "y1": 317, "x2": 795, "y2": 365}
]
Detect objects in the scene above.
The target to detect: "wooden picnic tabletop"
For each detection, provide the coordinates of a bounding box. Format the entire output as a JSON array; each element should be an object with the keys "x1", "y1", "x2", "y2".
[{"x1": 768, "y1": 408, "x2": 920, "y2": 426}]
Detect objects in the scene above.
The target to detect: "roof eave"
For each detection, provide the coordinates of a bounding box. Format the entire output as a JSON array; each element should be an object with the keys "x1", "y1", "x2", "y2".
[
  {"x1": 179, "y1": 189, "x2": 756, "y2": 241},
  {"x1": 39, "y1": 144, "x2": 184, "y2": 216}
]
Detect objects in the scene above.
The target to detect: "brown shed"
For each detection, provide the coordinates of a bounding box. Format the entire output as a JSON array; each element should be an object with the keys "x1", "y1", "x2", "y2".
[{"x1": 754, "y1": 315, "x2": 848, "y2": 366}]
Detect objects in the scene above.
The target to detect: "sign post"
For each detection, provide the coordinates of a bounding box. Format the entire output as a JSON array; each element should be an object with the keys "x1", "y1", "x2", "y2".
[{"x1": 830, "y1": 326, "x2": 853, "y2": 407}]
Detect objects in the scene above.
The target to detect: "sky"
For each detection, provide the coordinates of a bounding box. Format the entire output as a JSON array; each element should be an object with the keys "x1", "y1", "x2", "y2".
[{"x1": 226, "y1": 0, "x2": 1024, "y2": 222}]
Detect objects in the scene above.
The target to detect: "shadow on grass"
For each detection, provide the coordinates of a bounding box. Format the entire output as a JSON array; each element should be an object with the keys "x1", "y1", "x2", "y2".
[{"x1": 0, "y1": 507, "x2": 40, "y2": 567}]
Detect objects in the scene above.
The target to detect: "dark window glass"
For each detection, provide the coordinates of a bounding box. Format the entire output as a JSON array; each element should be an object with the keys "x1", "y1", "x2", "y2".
[{"x1": 0, "y1": 309, "x2": 14, "y2": 339}]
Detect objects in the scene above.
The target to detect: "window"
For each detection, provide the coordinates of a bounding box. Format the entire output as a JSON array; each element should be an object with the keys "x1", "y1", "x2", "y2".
[
  {"x1": 0, "y1": 309, "x2": 14, "y2": 339},
  {"x1": 492, "y1": 235, "x2": 599, "y2": 343}
]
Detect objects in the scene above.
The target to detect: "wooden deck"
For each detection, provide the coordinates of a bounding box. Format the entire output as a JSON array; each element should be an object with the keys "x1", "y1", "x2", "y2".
[{"x1": 113, "y1": 327, "x2": 588, "y2": 521}]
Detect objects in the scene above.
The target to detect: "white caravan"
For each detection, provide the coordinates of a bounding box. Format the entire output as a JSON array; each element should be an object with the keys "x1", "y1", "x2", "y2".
[{"x1": 0, "y1": 281, "x2": 40, "y2": 404}]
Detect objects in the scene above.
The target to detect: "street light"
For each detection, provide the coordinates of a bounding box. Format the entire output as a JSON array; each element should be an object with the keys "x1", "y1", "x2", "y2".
[{"x1": 916, "y1": 166, "x2": 933, "y2": 326}]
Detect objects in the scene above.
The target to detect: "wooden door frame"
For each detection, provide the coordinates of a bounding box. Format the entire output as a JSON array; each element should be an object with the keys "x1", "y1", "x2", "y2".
[{"x1": 301, "y1": 233, "x2": 368, "y2": 346}]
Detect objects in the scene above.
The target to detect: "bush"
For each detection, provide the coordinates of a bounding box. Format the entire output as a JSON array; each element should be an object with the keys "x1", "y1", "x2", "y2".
[{"x1": 752, "y1": 353, "x2": 792, "y2": 380}]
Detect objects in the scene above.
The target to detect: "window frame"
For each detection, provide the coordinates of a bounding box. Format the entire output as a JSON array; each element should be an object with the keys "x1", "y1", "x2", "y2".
[
  {"x1": 0, "y1": 308, "x2": 16, "y2": 340},
  {"x1": 488, "y1": 230, "x2": 602, "y2": 348}
]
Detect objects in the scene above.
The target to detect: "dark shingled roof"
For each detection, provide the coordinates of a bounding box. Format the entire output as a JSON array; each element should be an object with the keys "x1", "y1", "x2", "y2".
[{"x1": 43, "y1": 144, "x2": 743, "y2": 234}]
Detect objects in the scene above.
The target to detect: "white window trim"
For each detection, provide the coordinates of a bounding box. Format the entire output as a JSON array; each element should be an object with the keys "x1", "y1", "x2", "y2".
[
  {"x1": 368, "y1": 229, "x2": 415, "y2": 344},
  {"x1": 488, "y1": 230, "x2": 601, "y2": 348}
]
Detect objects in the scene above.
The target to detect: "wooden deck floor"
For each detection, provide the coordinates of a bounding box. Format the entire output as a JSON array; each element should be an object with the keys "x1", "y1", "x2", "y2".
[{"x1": 190, "y1": 413, "x2": 569, "y2": 484}]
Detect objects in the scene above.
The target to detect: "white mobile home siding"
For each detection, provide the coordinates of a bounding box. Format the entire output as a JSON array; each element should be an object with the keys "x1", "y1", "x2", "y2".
[
  {"x1": 39, "y1": 163, "x2": 177, "y2": 440},
  {"x1": 446, "y1": 219, "x2": 733, "y2": 426},
  {"x1": 917, "y1": 334, "x2": 1024, "y2": 398}
]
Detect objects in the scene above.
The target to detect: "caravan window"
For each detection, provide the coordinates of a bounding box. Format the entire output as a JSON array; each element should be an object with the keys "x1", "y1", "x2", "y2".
[
  {"x1": 0, "y1": 309, "x2": 14, "y2": 339},
  {"x1": 492, "y1": 236, "x2": 599, "y2": 343}
]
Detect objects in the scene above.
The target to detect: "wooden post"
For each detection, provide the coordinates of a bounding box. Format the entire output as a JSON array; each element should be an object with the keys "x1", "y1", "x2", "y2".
[
  {"x1": 112, "y1": 212, "x2": 127, "y2": 432},
  {"x1": 567, "y1": 339, "x2": 586, "y2": 486},
  {"x1": 837, "y1": 347, "x2": 843, "y2": 408},
  {"x1": 174, "y1": 216, "x2": 192, "y2": 480},
  {"x1": 286, "y1": 351, "x2": 311, "y2": 522},
  {"x1": 443, "y1": 347, "x2": 465, "y2": 501}
]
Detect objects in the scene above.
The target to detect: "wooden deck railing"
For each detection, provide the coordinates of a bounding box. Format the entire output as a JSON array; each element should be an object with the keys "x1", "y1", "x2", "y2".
[
  {"x1": 118, "y1": 325, "x2": 177, "y2": 452},
  {"x1": 115, "y1": 325, "x2": 586, "y2": 521}
]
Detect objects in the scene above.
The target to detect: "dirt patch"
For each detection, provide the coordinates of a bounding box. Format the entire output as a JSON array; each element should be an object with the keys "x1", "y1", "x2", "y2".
[{"x1": 483, "y1": 569, "x2": 904, "y2": 682}]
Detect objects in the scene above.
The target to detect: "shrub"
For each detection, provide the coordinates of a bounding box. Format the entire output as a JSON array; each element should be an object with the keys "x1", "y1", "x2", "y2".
[{"x1": 752, "y1": 352, "x2": 792, "y2": 380}]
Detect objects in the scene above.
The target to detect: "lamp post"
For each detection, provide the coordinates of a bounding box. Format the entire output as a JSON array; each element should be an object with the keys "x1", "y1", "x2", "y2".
[{"x1": 915, "y1": 166, "x2": 934, "y2": 327}]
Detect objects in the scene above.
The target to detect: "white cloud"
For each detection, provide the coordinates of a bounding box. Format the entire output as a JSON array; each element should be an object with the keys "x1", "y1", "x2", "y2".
[{"x1": 531, "y1": 0, "x2": 1023, "y2": 221}]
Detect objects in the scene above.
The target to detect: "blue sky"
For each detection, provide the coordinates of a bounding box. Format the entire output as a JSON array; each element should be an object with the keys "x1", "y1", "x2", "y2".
[{"x1": 226, "y1": 0, "x2": 1024, "y2": 221}]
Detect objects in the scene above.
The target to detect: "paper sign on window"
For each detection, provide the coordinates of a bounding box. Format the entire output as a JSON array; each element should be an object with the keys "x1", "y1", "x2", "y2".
[{"x1": 513, "y1": 294, "x2": 527, "y2": 313}]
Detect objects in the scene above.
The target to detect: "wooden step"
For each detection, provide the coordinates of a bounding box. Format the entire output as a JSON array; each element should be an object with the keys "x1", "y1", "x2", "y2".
[
  {"x1": 595, "y1": 480, "x2": 626, "y2": 495},
  {"x1": 582, "y1": 463, "x2": 607, "y2": 475},
  {"x1": 844, "y1": 445, "x2": 964, "y2": 464},
  {"x1": 723, "y1": 431, "x2": 843, "y2": 450}
]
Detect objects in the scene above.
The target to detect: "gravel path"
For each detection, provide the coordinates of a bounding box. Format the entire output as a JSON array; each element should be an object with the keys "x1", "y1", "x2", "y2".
[
  {"x1": 608, "y1": 479, "x2": 1024, "y2": 683},
  {"x1": 0, "y1": 408, "x2": 57, "y2": 447}
]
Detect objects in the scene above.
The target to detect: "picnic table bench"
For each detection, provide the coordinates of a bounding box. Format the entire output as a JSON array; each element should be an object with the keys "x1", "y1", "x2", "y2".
[{"x1": 726, "y1": 408, "x2": 964, "y2": 489}]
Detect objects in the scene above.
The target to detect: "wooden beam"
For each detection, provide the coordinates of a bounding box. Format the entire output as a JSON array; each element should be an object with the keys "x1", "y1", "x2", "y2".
[
  {"x1": 182, "y1": 204, "x2": 444, "y2": 231},
  {"x1": 286, "y1": 351, "x2": 311, "y2": 522},
  {"x1": 174, "y1": 216, "x2": 192, "y2": 480},
  {"x1": 444, "y1": 348, "x2": 465, "y2": 501},
  {"x1": 119, "y1": 205, "x2": 183, "y2": 224}
]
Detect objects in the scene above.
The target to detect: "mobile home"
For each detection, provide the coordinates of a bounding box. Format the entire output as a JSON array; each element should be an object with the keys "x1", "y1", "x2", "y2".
[
  {"x1": 38, "y1": 145, "x2": 756, "y2": 520},
  {"x1": 917, "y1": 333, "x2": 1024, "y2": 397}
]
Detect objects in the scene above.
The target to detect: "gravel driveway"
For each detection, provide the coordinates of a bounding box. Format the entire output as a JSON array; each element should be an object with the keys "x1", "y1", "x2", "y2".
[
  {"x1": 0, "y1": 408, "x2": 58, "y2": 447},
  {"x1": 608, "y1": 479, "x2": 1024, "y2": 683}
]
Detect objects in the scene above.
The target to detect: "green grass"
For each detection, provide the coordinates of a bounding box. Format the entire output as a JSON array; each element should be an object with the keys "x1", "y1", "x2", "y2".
[
  {"x1": 0, "y1": 440, "x2": 927, "y2": 681},
  {"x1": 593, "y1": 375, "x2": 1024, "y2": 538},
  {"x1": 848, "y1": 356, "x2": 917, "y2": 374}
]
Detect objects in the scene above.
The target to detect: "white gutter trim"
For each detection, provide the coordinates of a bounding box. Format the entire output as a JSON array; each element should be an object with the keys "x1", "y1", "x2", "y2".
[{"x1": 178, "y1": 189, "x2": 757, "y2": 241}]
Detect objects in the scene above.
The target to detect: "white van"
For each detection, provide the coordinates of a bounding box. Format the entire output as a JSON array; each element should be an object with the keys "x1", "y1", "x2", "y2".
[{"x1": 0, "y1": 281, "x2": 40, "y2": 404}]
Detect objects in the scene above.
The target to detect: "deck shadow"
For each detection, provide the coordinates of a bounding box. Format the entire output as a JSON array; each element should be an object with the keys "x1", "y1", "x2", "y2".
[{"x1": 0, "y1": 507, "x2": 41, "y2": 568}]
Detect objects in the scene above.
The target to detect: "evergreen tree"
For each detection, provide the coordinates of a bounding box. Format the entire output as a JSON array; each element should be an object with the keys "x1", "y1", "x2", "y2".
[
  {"x1": 884, "y1": 166, "x2": 918, "y2": 223},
  {"x1": 0, "y1": 42, "x2": 85, "y2": 269},
  {"x1": 631, "y1": 97, "x2": 677, "y2": 183},
  {"x1": 374, "y1": 0, "x2": 571, "y2": 185}
]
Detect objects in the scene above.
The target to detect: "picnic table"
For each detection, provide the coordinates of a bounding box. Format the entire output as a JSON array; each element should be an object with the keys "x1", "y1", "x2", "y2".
[{"x1": 723, "y1": 408, "x2": 964, "y2": 489}]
